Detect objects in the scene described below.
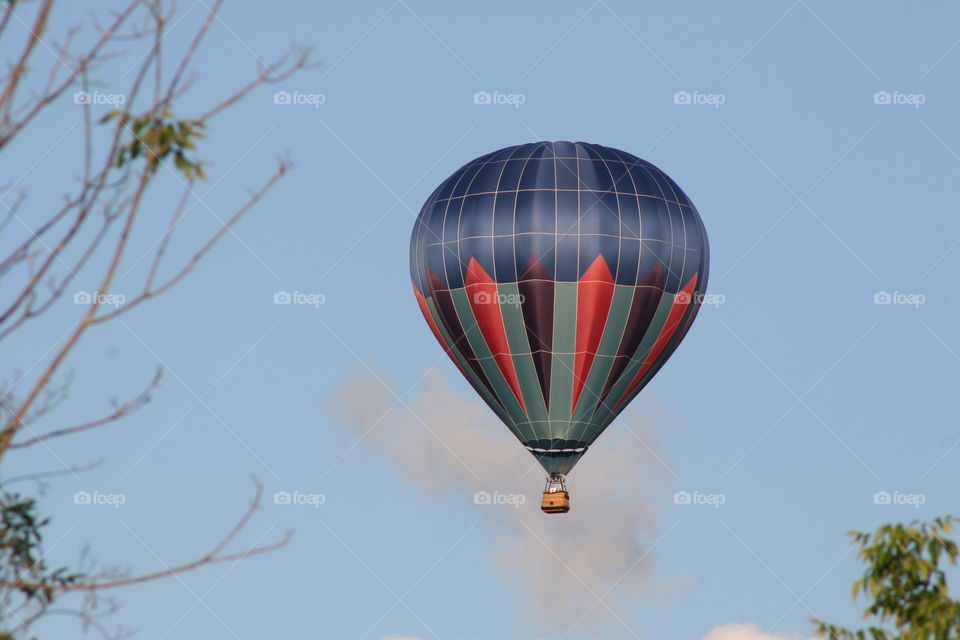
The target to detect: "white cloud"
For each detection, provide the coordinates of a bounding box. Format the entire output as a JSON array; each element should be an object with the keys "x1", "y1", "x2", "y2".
[
  {"x1": 703, "y1": 622, "x2": 816, "y2": 640},
  {"x1": 329, "y1": 373, "x2": 674, "y2": 630}
]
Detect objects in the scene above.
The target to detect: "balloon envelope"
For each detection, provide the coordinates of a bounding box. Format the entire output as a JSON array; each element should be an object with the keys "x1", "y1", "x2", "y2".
[{"x1": 410, "y1": 141, "x2": 709, "y2": 475}]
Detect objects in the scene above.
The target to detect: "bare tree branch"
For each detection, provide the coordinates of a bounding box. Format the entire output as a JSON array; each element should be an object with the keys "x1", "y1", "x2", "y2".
[
  {"x1": 3, "y1": 458, "x2": 104, "y2": 493},
  {"x1": 0, "y1": 1, "x2": 312, "y2": 633},
  {"x1": 9, "y1": 368, "x2": 161, "y2": 449},
  {"x1": 0, "y1": 478, "x2": 291, "y2": 593}
]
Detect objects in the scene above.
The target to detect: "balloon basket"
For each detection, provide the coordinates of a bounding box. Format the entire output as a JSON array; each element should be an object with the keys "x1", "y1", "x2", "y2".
[
  {"x1": 541, "y1": 491, "x2": 570, "y2": 514},
  {"x1": 541, "y1": 474, "x2": 570, "y2": 514}
]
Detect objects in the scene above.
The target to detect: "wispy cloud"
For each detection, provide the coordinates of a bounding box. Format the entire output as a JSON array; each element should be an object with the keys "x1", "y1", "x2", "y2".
[
  {"x1": 329, "y1": 373, "x2": 675, "y2": 629},
  {"x1": 704, "y1": 622, "x2": 815, "y2": 640},
  {"x1": 379, "y1": 621, "x2": 814, "y2": 640}
]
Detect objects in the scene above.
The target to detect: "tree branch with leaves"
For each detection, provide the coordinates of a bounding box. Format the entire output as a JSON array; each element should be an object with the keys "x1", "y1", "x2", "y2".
[
  {"x1": 0, "y1": 0, "x2": 313, "y2": 636},
  {"x1": 814, "y1": 516, "x2": 960, "y2": 640}
]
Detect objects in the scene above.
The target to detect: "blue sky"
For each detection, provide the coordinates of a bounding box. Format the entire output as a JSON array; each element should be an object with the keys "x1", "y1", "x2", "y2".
[{"x1": 1, "y1": 1, "x2": 958, "y2": 638}]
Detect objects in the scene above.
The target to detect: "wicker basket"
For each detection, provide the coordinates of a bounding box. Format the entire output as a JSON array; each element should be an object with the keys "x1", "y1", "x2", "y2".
[{"x1": 541, "y1": 491, "x2": 570, "y2": 514}]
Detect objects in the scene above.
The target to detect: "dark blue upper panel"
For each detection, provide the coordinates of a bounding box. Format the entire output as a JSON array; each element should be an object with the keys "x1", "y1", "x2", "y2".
[{"x1": 411, "y1": 141, "x2": 708, "y2": 291}]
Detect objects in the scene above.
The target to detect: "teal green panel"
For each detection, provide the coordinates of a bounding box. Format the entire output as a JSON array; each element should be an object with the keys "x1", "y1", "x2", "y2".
[
  {"x1": 577, "y1": 289, "x2": 677, "y2": 441},
  {"x1": 545, "y1": 282, "x2": 577, "y2": 441},
  {"x1": 424, "y1": 296, "x2": 515, "y2": 433},
  {"x1": 496, "y1": 282, "x2": 549, "y2": 422},
  {"x1": 598, "y1": 297, "x2": 699, "y2": 430},
  {"x1": 534, "y1": 450, "x2": 586, "y2": 476},
  {"x1": 449, "y1": 288, "x2": 535, "y2": 442},
  {"x1": 570, "y1": 284, "x2": 636, "y2": 426}
]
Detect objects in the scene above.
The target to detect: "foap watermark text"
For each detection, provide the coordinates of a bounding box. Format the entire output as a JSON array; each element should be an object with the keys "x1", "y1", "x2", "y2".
[
  {"x1": 677, "y1": 291, "x2": 726, "y2": 308},
  {"x1": 473, "y1": 90, "x2": 525, "y2": 108},
  {"x1": 874, "y1": 491, "x2": 925, "y2": 509},
  {"x1": 74, "y1": 490, "x2": 126, "y2": 508},
  {"x1": 472, "y1": 291, "x2": 523, "y2": 307},
  {"x1": 273, "y1": 490, "x2": 326, "y2": 508},
  {"x1": 274, "y1": 290, "x2": 325, "y2": 308},
  {"x1": 873, "y1": 291, "x2": 925, "y2": 308},
  {"x1": 74, "y1": 91, "x2": 125, "y2": 106},
  {"x1": 473, "y1": 490, "x2": 525, "y2": 508},
  {"x1": 674, "y1": 91, "x2": 725, "y2": 108},
  {"x1": 673, "y1": 490, "x2": 725, "y2": 508},
  {"x1": 274, "y1": 90, "x2": 326, "y2": 108},
  {"x1": 74, "y1": 290, "x2": 125, "y2": 308},
  {"x1": 873, "y1": 91, "x2": 925, "y2": 108}
]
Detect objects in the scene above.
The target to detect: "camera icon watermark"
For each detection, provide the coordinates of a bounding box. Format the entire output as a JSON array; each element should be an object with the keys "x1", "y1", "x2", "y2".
[
  {"x1": 73, "y1": 490, "x2": 126, "y2": 508},
  {"x1": 873, "y1": 90, "x2": 925, "y2": 108},
  {"x1": 473, "y1": 90, "x2": 525, "y2": 109},
  {"x1": 273, "y1": 490, "x2": 326, "y2": 508},
  {"x1": 673, "y1": 490, "x2": 725, "y2": 508},
  {"x1": 873, "y1": 490, "x2": 925, "y2": 509},
  {"x1": 73, "y1": 290, "x2": 125, "y2": 308},
  {"x1": 273, "y1": 290, "x2": 326, "y2": 308},
  {"x1": 273, "y1": 90, "x2": 325, "y2": 108},
  {"x1": 73, "y1": 91, "x2": 126, "y2": 106},
  {"x1": 473, "y1": 490, "x2": 525, "y2": 508},
  {"x1": 673, "y1": 90, "x2": 725, "y2": 108},
  {"x1": 873, "y1": 290, "x2": 925, "y2": 308}
]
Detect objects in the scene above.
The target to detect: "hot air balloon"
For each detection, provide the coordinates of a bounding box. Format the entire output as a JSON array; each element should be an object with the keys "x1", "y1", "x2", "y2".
[{"x1": 409, "y1": 141, "x2": 708, "y2": 513}]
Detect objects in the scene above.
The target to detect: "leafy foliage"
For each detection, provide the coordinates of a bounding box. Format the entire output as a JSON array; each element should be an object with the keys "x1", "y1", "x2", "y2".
[
  {"x1": 0, "y1": 490, "x2": 81, "y2": 637},
  {"x1": 102, "y1": 109, "x2": 206, "y2": 180},
  {"x1": 814, "y1": 516, "x2": 960, "y2": 640}
]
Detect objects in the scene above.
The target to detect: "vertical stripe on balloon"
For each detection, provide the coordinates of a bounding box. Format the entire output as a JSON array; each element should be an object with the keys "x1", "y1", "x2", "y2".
[
  {"x1": 465, "y1": 258, "x2": 527, "y2": 414},
  {"x1": 594, "y1": 262, "x2": 666, "y2": 414},
  {"x1": 413, "y1": 284, "x2": 467, "y2": 379},
  {"x1": 571, "y1": 255, "x2": 616, "y2": 412},
  {"x1": 612, "y1": 272, "x2": 700, "y2": 411},
  {"x1": 517, "y1": 254, "x2": 554, "y2": 409},
  {"x1": 425, "y1": 268, "x2": 500, "y2": 406}
]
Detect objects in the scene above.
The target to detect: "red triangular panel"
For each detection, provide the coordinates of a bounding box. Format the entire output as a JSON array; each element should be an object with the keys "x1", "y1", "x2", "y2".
[
  {"x1": 571, "y1": 255, "x2": 616, "y2": 412},
  {"x1": 413, "y1": 283, "x2": 468, "y2": 379},
  {"x1": 594, "y1": 262, "x2": 666, "y2": 414},
  {"x1": 465, "y1": 259, "x2": 527, "y2": 414},
  {"x1": 613, "y1": 272, "x2": 700, "y2": 411}
]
